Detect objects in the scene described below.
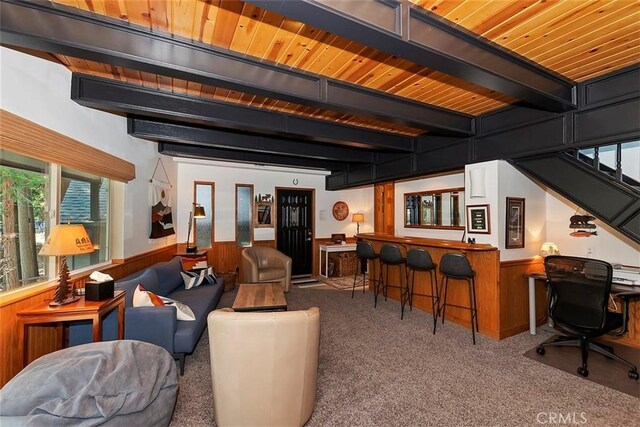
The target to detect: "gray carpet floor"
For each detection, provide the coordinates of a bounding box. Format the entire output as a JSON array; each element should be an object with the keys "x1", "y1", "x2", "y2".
[{"x1": 170, "y1": 285, "x2": 640, "y2": 426}]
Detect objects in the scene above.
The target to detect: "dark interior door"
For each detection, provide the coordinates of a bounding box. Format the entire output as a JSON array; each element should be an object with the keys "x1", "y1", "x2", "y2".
[{"x1": 277, "y1": 189, "x2": 313, "y2": 277}]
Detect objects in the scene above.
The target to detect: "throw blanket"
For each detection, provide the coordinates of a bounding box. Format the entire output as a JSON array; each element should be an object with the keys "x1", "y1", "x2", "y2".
[{"x1": 0, "y1": 340, "x2": 178, "y2": 426}]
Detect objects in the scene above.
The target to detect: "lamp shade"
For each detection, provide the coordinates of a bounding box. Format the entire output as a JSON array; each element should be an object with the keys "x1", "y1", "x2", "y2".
[
  {"x1": 39, "y1": 224, "x2": 94, "y2": 256},
  {"x1": 351, "y1": 213, "x2": 365, "y2": 223},
  {"x1": 539, "y1": 242, "x2": 560, "y2": 257},
  {"x1": 193, "y1": 205, "x2": 206, "y2": 218}
]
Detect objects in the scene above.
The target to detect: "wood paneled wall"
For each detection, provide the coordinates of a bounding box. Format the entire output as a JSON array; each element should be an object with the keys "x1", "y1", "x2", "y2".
[
  {"x1": 498, "y1": 258, "x2": 546, "y2": 338},
  {"x1": 0, "y1": 244, "x2": 177, "y2": 387},
  {"x1": 374, "y1": 182, "x2": 394, "y2": 234}
]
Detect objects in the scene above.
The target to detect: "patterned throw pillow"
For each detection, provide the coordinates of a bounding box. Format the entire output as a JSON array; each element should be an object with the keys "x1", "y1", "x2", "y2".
[
  {"x1": 133, "y1": 284, "x2": 165, "y2": 307},
  {"x1": 181, "y1": 266, "x2": 218, "y2": 289},
  {"x1": 160, "y1": 297, "x2": 196, "y2": 321}
]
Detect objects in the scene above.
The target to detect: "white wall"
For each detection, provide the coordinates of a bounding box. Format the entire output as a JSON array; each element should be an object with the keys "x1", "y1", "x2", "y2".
[
  {"x1": 0, "y1": 47, "x2": 178, "y2": 258},
  {"x1": 175, "y1": 159, "x2": 373, "y2": 242},
  {"x1": 496, "y1": 161, "x2": 547, "y2": 261},
  {"x1": 546, "y1": 190, "x2": 639, "y2": 266},
  {"x1": 395, "y1": 171, "x2": 466, "y2": 241}
]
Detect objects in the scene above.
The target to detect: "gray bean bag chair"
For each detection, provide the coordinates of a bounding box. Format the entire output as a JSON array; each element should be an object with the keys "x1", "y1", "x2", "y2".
[{"x1": 0, "y1": 340, "x2": 178, "y2": 426}]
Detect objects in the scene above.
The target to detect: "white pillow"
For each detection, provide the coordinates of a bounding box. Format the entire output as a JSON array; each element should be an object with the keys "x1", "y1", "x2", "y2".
[
  {"x1": 160, "y1": 296, "x2": 196, "y2": 321},
  {"x1": 133, "y1": 284, "x2": 164, "y2": 307},
  {"x1": 133, "y1": 285, "x2": 195, "y2": 321}
]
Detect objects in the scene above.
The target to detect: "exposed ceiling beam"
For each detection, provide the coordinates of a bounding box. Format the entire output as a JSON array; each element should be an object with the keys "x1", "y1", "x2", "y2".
[
  {"x1": 0, "y1": 0, "x2": 473, "y2": 135},
  {"x1": 129, "y1": 117, "x2": 375, "y2": 163},
  {"x1": 71, "y1": 74, "x2": 415, "y2": 152},
  {"x1": 158, "y1": 142, "x2": 345, "y2": 171},
  {"x1": 246, "y1": 0, "x2": 577, "y2": 112}
]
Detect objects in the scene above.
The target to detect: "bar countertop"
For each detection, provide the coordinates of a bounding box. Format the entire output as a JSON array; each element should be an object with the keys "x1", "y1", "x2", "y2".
[{"x1": 355, "y1": 233, "x2": 497, "y2": 251}]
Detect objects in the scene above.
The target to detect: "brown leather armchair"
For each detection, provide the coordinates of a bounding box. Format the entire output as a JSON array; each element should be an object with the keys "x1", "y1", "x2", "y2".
[
  {"x1": 207, "y1": 307, "x2": 320, "y2": 427},
  {"x1": 241, "y1": 246, "x2": 292, "y2": 292}
]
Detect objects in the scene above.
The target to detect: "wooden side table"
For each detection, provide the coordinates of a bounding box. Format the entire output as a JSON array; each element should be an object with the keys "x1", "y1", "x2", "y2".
[{"x1": 16, "y1": 290, "x2": 126, "y2": 369}]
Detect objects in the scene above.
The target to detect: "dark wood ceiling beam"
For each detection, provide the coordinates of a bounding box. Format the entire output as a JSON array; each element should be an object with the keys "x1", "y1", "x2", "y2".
[
  {"x1": 158, "y1": 142, "x2": 345, "y2": 171},
  {"x1": 71, "y1": 74, "x2": 415, "y2": 152},
  {"x1": 0, "y1": 0, "x2": 472, "y2": 135},
  {"x1": 128, "y1": 118, "x2": 375, "y2": 163},
  {"x1": 246, "y1": 0, "x2": 577, "y2": 112}
]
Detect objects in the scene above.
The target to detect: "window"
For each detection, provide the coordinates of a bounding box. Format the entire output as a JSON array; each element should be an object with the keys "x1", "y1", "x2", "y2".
[
  {"x1": 194, "y1": 182, "x2": 214, "y2": 249},
  {"x1": 0, "y1": 150, "x2": 110, "y2": 293},
  {"x1": 235, "y1": 184, "x2": 253, "y2": 247},
  {"x1": 60, "y1": 167, "x2": 110, "y2": 270}
]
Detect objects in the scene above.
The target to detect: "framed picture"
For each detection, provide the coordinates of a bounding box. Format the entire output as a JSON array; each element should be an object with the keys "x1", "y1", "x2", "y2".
[
  {"x1": 505, "y1": 197, "x2": 525, "y2": 249},
  {"x1": 466, "y1": 204, "x2": 490, "y2": 234}
]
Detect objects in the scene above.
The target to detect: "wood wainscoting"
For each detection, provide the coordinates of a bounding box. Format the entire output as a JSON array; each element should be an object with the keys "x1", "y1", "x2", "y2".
[
  {"x1": 0, "y1": 244, "x2": 177, "y2": 387},
  {"x1": 177, "y1": 240, "x2": 276, "y2": 283},
  {"x1": 498, "y1": 258, "x2": 546, "y2": 339}
]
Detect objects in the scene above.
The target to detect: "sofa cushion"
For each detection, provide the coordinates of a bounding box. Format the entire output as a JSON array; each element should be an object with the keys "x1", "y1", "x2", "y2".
[
  {"x1": 116, "y1": 269, "x2": 159, "y2": 308},
  {"x1": 151, "y1": 257, "x2": 184, "y2": 296},
  {"x1": 258, "y1": 267, "x2": 286, "y2": 281},
  {"x1": 168, "y1": 280, "x2": 224, "y2": 354}
]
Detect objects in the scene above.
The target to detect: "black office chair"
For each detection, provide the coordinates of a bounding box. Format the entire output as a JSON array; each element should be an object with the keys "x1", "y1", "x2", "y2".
[
  {"x1": 439, "y1": 253, "x2": 478, "y2": 344},
  {"x1": 406, "y1": 249, "x2": 439, "y2": 334},
  {"x1": 536, "y1": 255, "x2": 639, "y2": 380},
  {"x1": 352, "y1": 241, "x2": 378, "y2": 298}
]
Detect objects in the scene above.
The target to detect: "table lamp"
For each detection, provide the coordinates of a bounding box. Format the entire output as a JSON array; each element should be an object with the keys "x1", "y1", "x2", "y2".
[
  {"x1": 39, "y1": 223, "x2": 94, "y2": 306},
  {"x1": 186, "y1": 202, "x2": 206, "y2": 253},
  {"x1": 352, "y1": 213, "x2": 364, "y2": 234},
  {"x1": 539, "y1": 242, "x2": 560, "y2": 257}
]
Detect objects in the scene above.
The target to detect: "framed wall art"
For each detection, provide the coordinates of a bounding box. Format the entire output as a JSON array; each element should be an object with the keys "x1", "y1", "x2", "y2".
[
  {"x1": 466, "y1": 204, "x2": 490, "y2": 234},
  {"x1": 505, "y1": 197, "x2": 525, "y2": 249}
]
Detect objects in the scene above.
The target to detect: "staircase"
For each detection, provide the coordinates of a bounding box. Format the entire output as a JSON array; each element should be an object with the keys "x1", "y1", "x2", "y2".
[{"x1": 511, "y1": 141, "x2": 640, "y2": 244}]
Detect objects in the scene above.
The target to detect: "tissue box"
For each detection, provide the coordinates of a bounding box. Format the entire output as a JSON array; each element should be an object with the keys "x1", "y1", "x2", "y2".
[{"x1": 85, "y1": 280, "x2": 114, "y2": 301}]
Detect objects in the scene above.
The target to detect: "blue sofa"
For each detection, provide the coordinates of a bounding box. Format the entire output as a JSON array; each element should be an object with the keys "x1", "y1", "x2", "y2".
[{"x1": 70, "y1": 256, "x2": 224, "y2": 374}]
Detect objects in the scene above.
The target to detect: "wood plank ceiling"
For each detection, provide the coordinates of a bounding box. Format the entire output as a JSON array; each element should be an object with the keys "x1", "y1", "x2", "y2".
[{"x1": 28, "y1": 0, "x2": 640, "y2": 138}]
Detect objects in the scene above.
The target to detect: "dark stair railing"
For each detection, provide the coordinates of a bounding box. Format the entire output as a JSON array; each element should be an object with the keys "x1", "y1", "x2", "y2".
[
  {"x1": 511, "y1": 141, "x2": 640, "y2": 244},
  {"x1": 574, "y1": 142, "x2": 640, "y2": 189}
]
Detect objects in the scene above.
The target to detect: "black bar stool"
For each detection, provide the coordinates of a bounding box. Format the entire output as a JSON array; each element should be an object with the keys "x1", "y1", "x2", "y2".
[
  {"x1": 406, "y1": 248, "x2": 439, "y2": 334},
  {"x1": 376, "y1": 244, "x2": 408, "y2": 319},
  {"x1": 352, "y1": 241, "x2": 379, "y2": 298},
  {"x1": 439, "y1": 253, "x2": 479, "y2": 344}
]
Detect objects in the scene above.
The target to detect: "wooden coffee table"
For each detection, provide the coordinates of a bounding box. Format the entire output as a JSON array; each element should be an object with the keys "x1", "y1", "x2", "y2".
[{"x1": 232, "y1": 283, "x2": 287, "y2": 312}]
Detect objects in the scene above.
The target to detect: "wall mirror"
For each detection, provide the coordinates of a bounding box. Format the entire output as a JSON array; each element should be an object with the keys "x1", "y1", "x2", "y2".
[
  {"x1": 404, "y1": 187, "x2": 465, "y2": 229},
  {"x1": 254, "y1": 194, "x2": 274, "y2": 228}
]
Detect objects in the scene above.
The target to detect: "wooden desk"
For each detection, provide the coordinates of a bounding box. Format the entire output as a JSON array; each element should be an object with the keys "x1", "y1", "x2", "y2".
[
  {"x1": 319, "y1": 243, "x2": 357, "y2": 278},
  {"x1": 232, "y1": 283, "x2": 287, "y2": 312},
  {"x1": 17, "y1": 291, "x2": 125, "y2": 368}
]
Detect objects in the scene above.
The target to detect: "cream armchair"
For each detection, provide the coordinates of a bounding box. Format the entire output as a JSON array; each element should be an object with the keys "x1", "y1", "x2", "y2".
[
  {"x1": 241, "y1": 246, "x2": 292, "y2": 292},
  {"x1": 207, "y1": 307, "x2": 320, "y2": 427}
]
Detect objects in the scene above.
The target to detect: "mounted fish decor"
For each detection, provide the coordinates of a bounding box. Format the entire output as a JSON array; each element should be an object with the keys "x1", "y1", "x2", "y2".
[{"x1": 569, "y1": 213, "x2": 597, "y2": 237}]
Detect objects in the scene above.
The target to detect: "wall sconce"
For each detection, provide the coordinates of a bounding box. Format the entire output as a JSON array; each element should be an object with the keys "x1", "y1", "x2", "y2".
[
  {"x1": 352, "y1": 213, "x2": 364, "y2": 234},
  {"x1": 186, "y1": 202, "x2": 206, "y2": 253},
  {"x1": 539, "y1": 242, "x2": 560, "y2": 257},
  {"x1": 469, "y1": 168, "x2": 486, "y2": 198},
  {"x1": 39, "y1": 223, "x2": 94, "y2": 306}
]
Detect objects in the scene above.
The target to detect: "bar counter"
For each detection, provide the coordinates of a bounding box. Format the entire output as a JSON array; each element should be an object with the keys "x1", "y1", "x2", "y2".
[{"x1": 356, "y1": 233, "x2": 502, "y2": 340}]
